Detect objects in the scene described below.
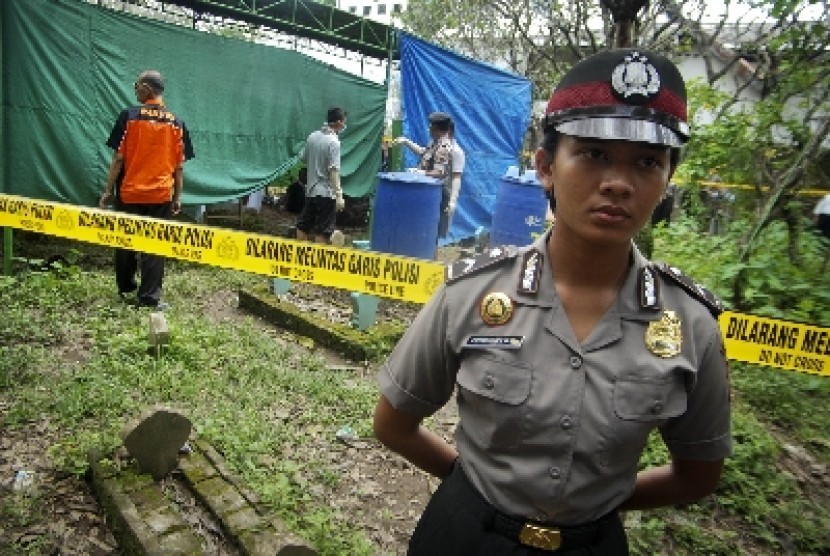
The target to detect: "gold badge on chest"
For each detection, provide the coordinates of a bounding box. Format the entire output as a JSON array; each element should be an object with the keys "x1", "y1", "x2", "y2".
[
  {"x1": 645, "y1": 310, "x2": 682, "y2": 358},
  {"x1": 480, "y1": 292, "x2": 514, "y2": 326}
]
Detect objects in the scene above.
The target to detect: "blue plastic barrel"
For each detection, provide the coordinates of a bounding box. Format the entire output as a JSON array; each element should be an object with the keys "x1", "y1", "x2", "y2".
[
  {"x1": 370, "y1": 172, "x2": 442, "y2": 259},
  {"x1": 490, "y1": 166, "x2": 547, "y2": 247}
]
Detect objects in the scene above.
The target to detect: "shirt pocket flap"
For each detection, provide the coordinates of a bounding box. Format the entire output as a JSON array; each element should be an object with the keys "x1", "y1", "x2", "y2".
[
  {"x1": 457, "y1": 356, "x2": 532, "y2": 406},
  {"x1": 613, "y1": 376, "x2": 687, "y2": 421}
]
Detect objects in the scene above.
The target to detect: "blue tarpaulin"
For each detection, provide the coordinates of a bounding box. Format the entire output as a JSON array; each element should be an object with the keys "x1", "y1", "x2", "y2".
[{"x1": 398, "y1": 32, "x2": 532, "y2": 245}]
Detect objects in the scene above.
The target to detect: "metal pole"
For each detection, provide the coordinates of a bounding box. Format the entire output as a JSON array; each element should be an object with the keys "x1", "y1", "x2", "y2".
[{"x1": 3, "y1": 227, "x2": 12, "y2": 275}]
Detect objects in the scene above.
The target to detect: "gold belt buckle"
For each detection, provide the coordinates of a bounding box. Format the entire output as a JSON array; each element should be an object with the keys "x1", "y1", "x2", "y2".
[{"x1": 518, "y1": 523, "x2": 562, "y2": 551}]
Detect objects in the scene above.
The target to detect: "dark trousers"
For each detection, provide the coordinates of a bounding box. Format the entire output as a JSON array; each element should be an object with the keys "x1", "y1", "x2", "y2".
[
  {"x1": 409, "y1": 464, "x2": 629, "y2": 556},
  {"x1": 296, "y1": 196, "x2": 336, "y2": 239},
  {"x1": 818, "y1": 214, "x2": 830, "y2": 240},
  {"x1": 438, "y1": 184, "x2": 452, "y2": 238},
  {"x1": 113, "y1": 199, "x2": 171, "y2": 306}
]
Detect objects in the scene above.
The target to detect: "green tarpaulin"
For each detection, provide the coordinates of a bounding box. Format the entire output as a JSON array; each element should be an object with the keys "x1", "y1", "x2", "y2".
[{"x1": 1, "y1": 0, "x2": 388, "y2": 206}]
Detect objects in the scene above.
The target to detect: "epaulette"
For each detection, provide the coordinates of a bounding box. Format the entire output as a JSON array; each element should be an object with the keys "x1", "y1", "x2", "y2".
[
  {"x1": 652, "y1": 261, "x2": 725, "y2": 318},
  {"x1": 446, "y1": 246, "x2": 516, "y2": 283}
]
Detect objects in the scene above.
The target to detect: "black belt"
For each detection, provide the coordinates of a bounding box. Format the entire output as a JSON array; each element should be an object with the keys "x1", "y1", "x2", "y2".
[{"x1": 451, "y1": 463, "x2": 617, "y2": 552}]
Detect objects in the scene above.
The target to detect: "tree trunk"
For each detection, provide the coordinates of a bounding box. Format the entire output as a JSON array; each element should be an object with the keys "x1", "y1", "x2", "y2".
[
  {"x1": 613, "y1": 20, "x2": 635, "y2": 47},
  {"x1": 782, "y1": 199, "x2": 803, "y2": 268},
  {"x1": 600, "y1": 0, "x2": 648, "y2": 47}
]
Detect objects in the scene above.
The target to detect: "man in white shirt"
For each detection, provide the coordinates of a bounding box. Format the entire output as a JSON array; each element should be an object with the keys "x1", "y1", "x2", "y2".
[{"x1": 297, "y1": 107, "x2": 347, "y2": 243}]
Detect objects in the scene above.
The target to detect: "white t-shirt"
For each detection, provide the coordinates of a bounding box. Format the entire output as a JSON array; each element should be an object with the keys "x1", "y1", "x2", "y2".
[
  {"x1": 813, "y1": 194, "x2": 830, "y2": 216},
  {"x1": 450, "y1": 140, "x2": 466, "y2": 176},
  {"x1": 302, "y1": 125, "x2": 341, "y2": 198}
]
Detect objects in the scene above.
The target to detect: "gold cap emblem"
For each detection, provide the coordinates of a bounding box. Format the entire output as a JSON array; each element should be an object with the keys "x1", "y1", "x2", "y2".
[
  {"x1": 645, "y1": 310, "x2": 682, "y2": 358},
  {"x1": 480, "y1": 292, "x2": 514, "y2": 326}
]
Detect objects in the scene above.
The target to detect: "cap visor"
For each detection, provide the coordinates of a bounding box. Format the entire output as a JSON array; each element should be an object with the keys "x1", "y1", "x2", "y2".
[{"x1": 556, "y1": 118, "x2": 684, "y2": 147}]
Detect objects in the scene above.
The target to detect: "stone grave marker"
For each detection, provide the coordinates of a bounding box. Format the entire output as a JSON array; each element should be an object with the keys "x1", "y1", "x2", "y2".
[{"x1": 122, "y1": 407, "x2": 191, "y2": 480}]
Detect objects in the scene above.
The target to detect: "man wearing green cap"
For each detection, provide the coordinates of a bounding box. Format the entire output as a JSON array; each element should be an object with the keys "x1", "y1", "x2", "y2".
[{"x1": 375, "y1": 49, "x2": 731, "y2": 554}]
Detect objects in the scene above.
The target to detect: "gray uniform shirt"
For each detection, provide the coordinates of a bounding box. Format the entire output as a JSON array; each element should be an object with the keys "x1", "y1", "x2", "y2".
[
  {"x1": 302, "y1": 124, "x2": 340, "y2": 198},
  {"x1": 378, "y1": 231, "x2": 732, "y2": 525},
  {"x1": 418, "y1": 135, "x2": 465, "y2": 186}
]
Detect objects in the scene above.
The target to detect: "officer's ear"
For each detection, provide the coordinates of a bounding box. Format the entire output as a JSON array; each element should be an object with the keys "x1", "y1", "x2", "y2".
[
  {"x1": 534, "y1": 148, "x2": 552, "y2": 174},
  {"x1": 535, "y1": 148, "x2": 554, "y2": 192}
]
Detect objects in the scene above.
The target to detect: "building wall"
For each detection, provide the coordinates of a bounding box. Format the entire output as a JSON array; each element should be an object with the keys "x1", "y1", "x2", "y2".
[{"x1": 336, "y1": 0, "x2": 407, "y2": 25}]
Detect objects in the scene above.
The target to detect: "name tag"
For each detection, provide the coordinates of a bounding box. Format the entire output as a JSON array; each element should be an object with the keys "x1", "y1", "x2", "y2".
[{"x1": 464, "y1": 336, "x2": 524, "y2": 349}]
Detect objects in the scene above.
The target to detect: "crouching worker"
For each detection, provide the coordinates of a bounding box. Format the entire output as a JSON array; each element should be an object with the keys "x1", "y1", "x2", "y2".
[{"x1": 373, "y1": 49, "x2": 732, "y2": 555}]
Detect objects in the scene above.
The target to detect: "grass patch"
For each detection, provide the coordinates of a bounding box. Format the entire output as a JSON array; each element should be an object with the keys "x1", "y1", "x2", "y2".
[
  {"x1": 1, "y1": 245, "x2": 829, "y2": 555},
  {"x1": 0, "y1": 264, "x2": 380, "y2": 554}
]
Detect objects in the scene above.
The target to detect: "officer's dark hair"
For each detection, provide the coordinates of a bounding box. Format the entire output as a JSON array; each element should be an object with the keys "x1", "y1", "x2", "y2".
[
  {"x1": 539, "y1": 128, "x2": 682, "y2": 169},
  {"x1": 327, "y1": 107, "x2": 347, "y2": 124},
  {"x1": 431, "y1": 119, "x2": 451, "y2": 133}
]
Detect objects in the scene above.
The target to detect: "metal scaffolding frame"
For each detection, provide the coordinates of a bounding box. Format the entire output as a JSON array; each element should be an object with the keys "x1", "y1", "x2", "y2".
[{"x1": 162, "y1": 0, "x2": 398, "y2": 60}]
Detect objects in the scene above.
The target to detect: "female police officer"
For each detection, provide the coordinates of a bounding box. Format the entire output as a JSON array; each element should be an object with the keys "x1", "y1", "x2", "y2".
[{"x1": 373, "y1": 49, "x2": 732, "y2": 555}]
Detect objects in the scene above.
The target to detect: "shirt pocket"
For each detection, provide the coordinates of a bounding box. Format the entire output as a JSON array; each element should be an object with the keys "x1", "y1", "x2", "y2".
[
  {"x1": 599, "y1": 374, "x2": 688, "y2": 470},
  {"x1": 613, "y1": 375, "x2": 688, "y2": 422},
  {"x1": 456, "y1": 355, "x2": 532, "y2": 449}
]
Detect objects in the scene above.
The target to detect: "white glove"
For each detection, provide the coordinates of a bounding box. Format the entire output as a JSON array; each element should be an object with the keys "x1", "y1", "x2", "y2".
[
  {"x1": 447, "y1": 175, "x2": 461, "y2": 214},
  {"x1": 329, "y1": 168, "x2": 345, "y2": 211}
]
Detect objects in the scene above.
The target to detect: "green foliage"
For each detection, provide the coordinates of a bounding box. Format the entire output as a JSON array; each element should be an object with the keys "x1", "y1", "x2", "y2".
[
  {"x1": 629, "y1": 388, "x2": 830, "y2": 554},
  {"x1": 718, "y1": 405, "x2": 830, "y2": 552},
  {"x1": 0, "y1": 264, "x2": 383, "y2": 554},
  {"x1": 731, "y1": 363, "x2": 830, "y2": 460},
  {"x1": 2, "y1": 230, "x2": 829, "y2": 554},
  {"x1": 654, "y1": 216, "x2": 830, "y2": 324},
  {"x1": 682, "y1": 81, "x2": 757, "y2": 188}
]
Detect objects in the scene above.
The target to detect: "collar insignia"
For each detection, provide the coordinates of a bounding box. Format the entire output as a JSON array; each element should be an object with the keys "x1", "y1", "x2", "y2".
[
  {"x1": 519, "y1": 249, "x2": 542, "y2": 294},
  {"x1": 480, "y1": 292, "x2": 514, "y2": 326},
  {"x1": 645, "y1": 310, "x2": 682, "y2": 358},
  {"x1": 611, "y1": 51, "x2": 661, "y2": 102},
  {"x1": 639, "y1": 266, "x2": 660, "y2": 310}
]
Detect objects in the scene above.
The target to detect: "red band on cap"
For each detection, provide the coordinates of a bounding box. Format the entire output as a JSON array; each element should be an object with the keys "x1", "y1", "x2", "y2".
[{"x1": 546, "y1": 81, "x2": 687, "y2": 122}]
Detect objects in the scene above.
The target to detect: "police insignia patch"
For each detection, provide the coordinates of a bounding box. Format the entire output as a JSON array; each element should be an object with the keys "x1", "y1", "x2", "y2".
[
  {"x1": 645, "y1": 310, "x2": 682, "y2": 358},
  {"x1": 480, "y1": 292, "x2": 514, "y2": 326},
  {"x1": 611, "y1": 51, "x2": 661, "y2": 103}
]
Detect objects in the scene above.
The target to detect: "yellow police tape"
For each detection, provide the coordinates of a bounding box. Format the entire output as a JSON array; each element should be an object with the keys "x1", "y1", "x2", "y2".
[
  {"x1": 0, "y1": 194, "x2": 445, "y2": 304},
  {"x1": 720, "y1": 311, "x2": 829, "y2": 377},
  {"x1": 2, "y1": 194, "x2": 829, "y2": 377},
  {"x1": 675, "y1": 178, "x2": 827, "y2": 197}
]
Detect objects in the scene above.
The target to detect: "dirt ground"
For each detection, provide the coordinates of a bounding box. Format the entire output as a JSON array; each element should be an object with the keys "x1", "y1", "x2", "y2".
[
  {"x1": 3, "y1": 201, "x2": 829, "y2": 555},
  {"x1": 0, "y1": 288, "x2": 453, "y2": 555},
  {"x1": 0, "y1": 201, "x2": 460, "y2": 555}
]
